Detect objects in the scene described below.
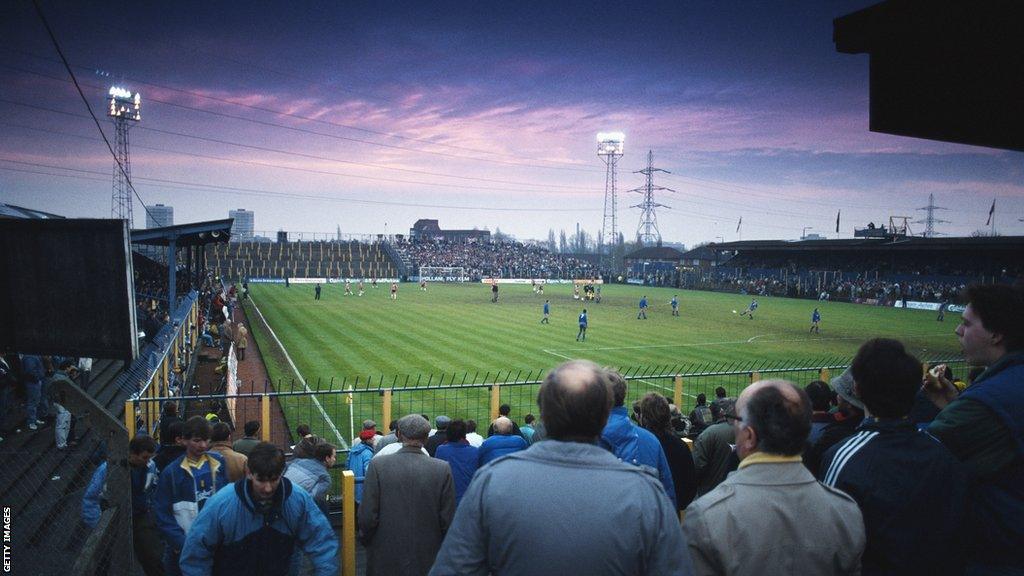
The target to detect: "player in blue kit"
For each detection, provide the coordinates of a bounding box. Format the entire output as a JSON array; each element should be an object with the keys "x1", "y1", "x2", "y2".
[
  {"x1": 810, "y1": 308, "x2": 821, "y2": 333},
  {"x1": 638, "y1": 296, "x2": 648, "y2": 320},
  {"x1": 541, "y1": 300, "x2": 550, "y2": 324},
  {"x1": 576, "y1": 309, "x2": 588, "y2": 341},
  {"x1": 670, "y1": 295, "x2": 679, "y2": 316},
  {"x1": 743, "y1": 298, "x2": 758, "y2": 320}
]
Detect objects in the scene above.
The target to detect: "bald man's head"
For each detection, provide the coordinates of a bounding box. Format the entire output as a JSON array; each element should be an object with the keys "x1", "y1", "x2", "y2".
[
  {"x1": 537, "y1": 360, "x2": 613, "y2": 442},
  {"x1": 493, "y1": 416, "x2": 513, "y2": 435},
  {"x1": 735, "y1": 379, "x2": 811, "y2": 458}
]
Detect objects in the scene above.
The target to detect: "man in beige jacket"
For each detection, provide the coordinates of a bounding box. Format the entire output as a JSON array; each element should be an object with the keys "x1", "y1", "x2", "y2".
[
  {"x1": 682, "y1": 379, "x2": 865, "y2": 576},
  {"x1": 208, "y1": 421, "x2": 248, "y2": 482}
]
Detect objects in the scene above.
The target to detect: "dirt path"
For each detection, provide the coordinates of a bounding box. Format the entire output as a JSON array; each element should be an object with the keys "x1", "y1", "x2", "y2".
[{"x1": 191, "y1": 305, "x2": 292, "y2": 448}]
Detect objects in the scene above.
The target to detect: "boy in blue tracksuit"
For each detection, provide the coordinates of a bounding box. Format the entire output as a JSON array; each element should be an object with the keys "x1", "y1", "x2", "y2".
[
  {"x1": 180, "y1": 442, "x2": 338, "y2": 576},
  {"x1": 577, "y1": 309, "x2": 588, "y2": 341},
  {"x1": 155, "y1": 416, "x2": 229, "y2": 576}
]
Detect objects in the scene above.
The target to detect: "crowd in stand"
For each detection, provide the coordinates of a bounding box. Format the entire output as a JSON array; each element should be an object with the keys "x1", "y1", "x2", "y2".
[
  {"x1": 0, "y1": 354, "x2": 92, "y2": 445},
  {"x1": 50, "y1": 282, "x2": 1024, "y2": 576},
  {"x1": 396, "y1": 239, "x2": 604, "y2": 280},
  {"x1": 723, "y1": 252, "x2": 1024, "y2": 280},
  {"x1": 691, "y1": 269, "x2": 969, "y2": 305}
]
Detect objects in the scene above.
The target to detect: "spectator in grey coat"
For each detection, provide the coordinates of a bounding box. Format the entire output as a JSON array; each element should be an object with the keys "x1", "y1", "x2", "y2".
[
  {"x1": 359, "y1": 414, "x2": 455, "y2": 576},
  {"x1": 430, "y1": 360, "x2": 694, "y2": 575}
]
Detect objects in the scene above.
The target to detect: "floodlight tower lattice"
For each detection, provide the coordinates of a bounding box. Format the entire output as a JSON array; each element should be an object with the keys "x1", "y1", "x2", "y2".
[
  {"x1": 628, "y1": 150, "x2": 675, "y2": 245},
  {"x1": 914, "y1": 193, "x2": 950, "y2": 237},
  {"x1": 108, "y1": 86, "x2": 141, "y2": 227},
  {"x1": 597, "y1": 132, "x2": 625, "y2": 255}
]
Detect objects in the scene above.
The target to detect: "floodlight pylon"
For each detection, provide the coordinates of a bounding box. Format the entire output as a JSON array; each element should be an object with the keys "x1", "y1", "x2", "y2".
[{"x1": 109, "y1": 86, "x2": 140, "y2": 227}]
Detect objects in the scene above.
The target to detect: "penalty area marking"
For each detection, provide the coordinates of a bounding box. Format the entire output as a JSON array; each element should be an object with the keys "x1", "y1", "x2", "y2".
[{"x1": 248, "y1": 294, "x2": 349, "y2": 450}]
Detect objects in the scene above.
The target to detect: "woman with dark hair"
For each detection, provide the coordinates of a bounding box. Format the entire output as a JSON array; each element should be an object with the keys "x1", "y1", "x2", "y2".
[{"x1": 637, "y1": 392, "x2": 698, "y2": 511}]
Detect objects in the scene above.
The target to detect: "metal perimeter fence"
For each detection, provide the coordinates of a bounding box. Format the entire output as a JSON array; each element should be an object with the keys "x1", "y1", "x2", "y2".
[{"x1": 132, "y1": 354, "x2": 967, "y2": 476}]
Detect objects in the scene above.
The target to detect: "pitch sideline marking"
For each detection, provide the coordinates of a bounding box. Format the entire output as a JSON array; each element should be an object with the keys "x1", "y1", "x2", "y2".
[{"x1": 248, "y1": 294, "x2": 349, "y2": 450}]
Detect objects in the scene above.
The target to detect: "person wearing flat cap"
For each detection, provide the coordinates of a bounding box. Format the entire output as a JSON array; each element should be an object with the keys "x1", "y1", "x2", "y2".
[
  {"x1": 803, "y1": 367, "x2": 866, "y2": 474},
  {"x1": 359, "y1": 414, "x2": 455, "y2": 576}
]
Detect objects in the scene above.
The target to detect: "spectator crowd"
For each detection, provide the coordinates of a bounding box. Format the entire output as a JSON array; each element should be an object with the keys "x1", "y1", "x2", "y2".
[
  {"x1": 396, "y1": 238, "x2": 605, "y2": 280},
  {"x1": 12, "y1": 282, "x2": 1018, "y2": 575}
]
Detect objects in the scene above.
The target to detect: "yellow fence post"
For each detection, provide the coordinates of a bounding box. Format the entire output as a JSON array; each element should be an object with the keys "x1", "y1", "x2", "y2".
[
  {"x1": 261, "y1": 394, "x2": 271, "y2": 441},
  {"x1": 382, "y1": 389, "x2": 392, "y2": 430},
  {"x1": 341, "y1": 470, "x2": 356, "y2": 576},
  {"x1": 819, "y1": 368, "x2": 830, "y2": 382},
  {"x1": 674, "y1": 375, "x2": 683, "y2": 409},
  {"x1": 490, "y1": 384, "x2": 501, "y2": 423},
  {"x1": 125, "y1": 400, "x2": 135, "y2": 440},
  {"x1": 751, "y1": 371, "x2": 761, "y2": 383}
]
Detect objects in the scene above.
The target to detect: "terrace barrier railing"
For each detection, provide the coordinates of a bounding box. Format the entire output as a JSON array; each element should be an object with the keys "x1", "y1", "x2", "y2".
[
  {"x1": 131, "y1": 354, "x2": 968, "y2": 463},
  {"x1": 122, "y1": 290, "x2": 201, "y2": 438}
]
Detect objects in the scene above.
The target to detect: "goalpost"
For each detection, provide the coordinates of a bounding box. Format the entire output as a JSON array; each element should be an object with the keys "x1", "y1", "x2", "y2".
[{"x1": 418, "y1": 266, "x2": 469, "y2": 282}]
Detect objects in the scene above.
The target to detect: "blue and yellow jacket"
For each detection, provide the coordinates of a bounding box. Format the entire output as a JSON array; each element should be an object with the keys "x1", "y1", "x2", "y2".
[
  {"x1": 154, "y1": 451, "x2": 229, "y2": 550},
  {"x1": 180, "y1": 477, "x2": 338, "y2": 576}
]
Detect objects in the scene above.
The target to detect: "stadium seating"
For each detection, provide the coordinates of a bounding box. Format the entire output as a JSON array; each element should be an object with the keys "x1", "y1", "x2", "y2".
[{"x1": 206, "y1": 241, "x2": 399, "y2": 279}]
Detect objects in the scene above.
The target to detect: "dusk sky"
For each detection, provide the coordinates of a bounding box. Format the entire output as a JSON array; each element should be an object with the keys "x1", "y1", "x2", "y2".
[{"x1": 2, "y1": 1, "x2": 1021, "y2": 247}]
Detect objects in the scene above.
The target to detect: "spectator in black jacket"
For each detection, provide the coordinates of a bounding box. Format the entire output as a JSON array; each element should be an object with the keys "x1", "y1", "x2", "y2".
[
  {"x1": 803, "y1": 368, "x2": 865, "y2": 474},
  {"x1": 638, "y1": 392, "x2": 698, "y2": 510},
  {"x1": 820, "y1": 338, "x2": 967, "y2": 575},
  {"x1": 154, "y1": 420, "x2": 186, "y2": 473}
]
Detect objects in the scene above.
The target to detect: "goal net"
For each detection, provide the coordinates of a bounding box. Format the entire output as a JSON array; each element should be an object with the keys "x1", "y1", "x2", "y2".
[{"x1": 418, "y1": 266, "x2": 469, "y2": 282}]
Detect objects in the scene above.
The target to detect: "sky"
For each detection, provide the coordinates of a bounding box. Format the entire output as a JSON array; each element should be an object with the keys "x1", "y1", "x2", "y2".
[{"x1": 1, "y1": 0, "x2": 1021, "y2": 247}]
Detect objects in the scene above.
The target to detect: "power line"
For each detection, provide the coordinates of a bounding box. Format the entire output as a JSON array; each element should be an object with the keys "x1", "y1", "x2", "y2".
[
  {"x1": 28, "y1": 0, "x2": 157, "y2": 226},
  {"x1": 0, "y1": 120, "x2": 597, "y2": 195},
  {"x1": 0, "y1": 158, "x2": 602, "y2": 212},
  {"x1": 626, "y1": 150, "x2": 674, "y2": 245},
  {"x1": 914, "y1": 193, "x2": 951, "y2": 237},
  {"x1": 1, "y1": 62, "x2": 601, "y2": 174},
  {"x1": 0, "y1": 155, "x2": 813, "y2": 231},
  {"x1": 7, "y1": 48, "x2": 600, "y2": 168}
]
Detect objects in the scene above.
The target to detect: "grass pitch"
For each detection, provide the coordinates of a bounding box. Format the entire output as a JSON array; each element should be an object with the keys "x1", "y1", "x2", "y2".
[{"x1": 244, "y1": 282, "x2": 962, "y2": 449}]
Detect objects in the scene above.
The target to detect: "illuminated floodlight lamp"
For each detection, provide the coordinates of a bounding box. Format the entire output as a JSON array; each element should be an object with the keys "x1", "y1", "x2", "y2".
[
  {"x1": 108, "y1": 85, "x2": 141, "y2": 121},
  {"x1": 597, "y1": 131, "x2": 624, "y2": 155}
]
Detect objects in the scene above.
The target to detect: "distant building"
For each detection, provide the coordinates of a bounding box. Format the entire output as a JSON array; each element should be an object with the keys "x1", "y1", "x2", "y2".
[
  {"x1": 624, "y1": 245, "x2": 684, "y2": 278},
  {"x1": 409, "y1": 219, "x2": 490, "y2": 243},
  {"x1": 229, "y1": 209, "x2": 254, "y2": 242},
  {"x1": 146, "y1": 204, "x2": 174, "y2": 228},
  {"x1": 678, "y1": 245, "x2": 722, "y2": 269}
]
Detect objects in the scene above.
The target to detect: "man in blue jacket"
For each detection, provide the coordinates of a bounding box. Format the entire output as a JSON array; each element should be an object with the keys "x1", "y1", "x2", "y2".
[
  {"x1": 821, "y1": 338, "x2": 967, "y2": 575},
  {"x1": 181, "y1": 442, "x2": 338, "y2": 576},
  {"x1": 478, "y1": 417, "x2": 527, "y2": 466},
  {"x1": 155, "y1": 416, "x2": 229, "y2": 576},
  {"x1": 600, "y1": 370, "x2": 676, "y2": 508},
  {"x1": 923, "y1": 284, "x2": 1024, "y2": 573}
]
